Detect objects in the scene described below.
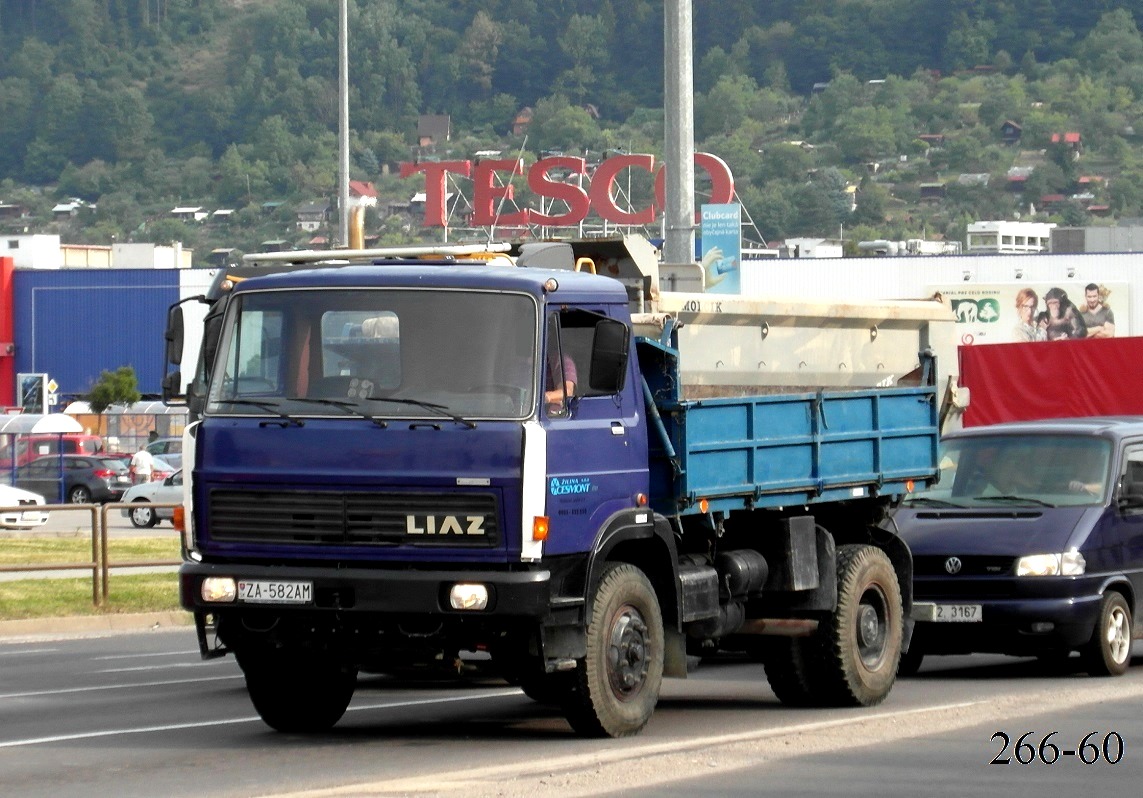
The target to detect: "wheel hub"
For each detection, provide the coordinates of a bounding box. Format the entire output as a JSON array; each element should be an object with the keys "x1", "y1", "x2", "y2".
[
  {"x1": 1108, "y1": 607, "x2": 1131, "y2": 663},
  {"x1": 856, "y1": 588, "x2": 889, "y2": 668},
  {"x1": 607, "y1": 606, "x2": 649, "y2": 698}
]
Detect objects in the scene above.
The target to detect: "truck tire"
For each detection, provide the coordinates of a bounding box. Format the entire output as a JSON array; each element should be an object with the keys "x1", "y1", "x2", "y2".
[
  {"x1": 562, "y1": 563, "x2": 664, "y2": 738},
  {"x1": 808, "y1": 544, "x2": 902, "y2": 706},
  {"x1": 241, "y1": 654, "x2": 358, "y2": 733},
  {"x1": 762, "y1": 637, "x2": 819, "y2": 706}
]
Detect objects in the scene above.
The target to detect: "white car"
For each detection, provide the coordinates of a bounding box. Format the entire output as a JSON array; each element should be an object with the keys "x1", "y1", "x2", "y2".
[
  {"x1": 0, "y1": 483, "x2": 50, "y2": 529},
  {"x1": 120, "y1": 470, "x2": 183, "y2": 528}
]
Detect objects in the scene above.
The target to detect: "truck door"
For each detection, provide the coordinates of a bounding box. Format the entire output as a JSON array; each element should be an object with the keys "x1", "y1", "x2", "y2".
[{"x1": 541, "y1": 309, "x2": 648, "y2": 556}]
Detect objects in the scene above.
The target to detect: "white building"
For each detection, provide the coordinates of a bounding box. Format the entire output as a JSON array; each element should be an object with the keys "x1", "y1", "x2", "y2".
[
  {"x1": 0, "y1": 235, "x2": 192, "y2": 268},
  {"x1": 966, "y1": 220, "x2": 1055, "y2": 254}
]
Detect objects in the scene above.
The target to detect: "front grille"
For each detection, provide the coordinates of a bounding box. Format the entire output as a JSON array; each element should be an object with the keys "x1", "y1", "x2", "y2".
[
  {"x1": 913, "y1": 554, "x2": 1015, "y2": 577},
  {"x1": 208, "y1": 489, "x2": 500, "y2": 547}
]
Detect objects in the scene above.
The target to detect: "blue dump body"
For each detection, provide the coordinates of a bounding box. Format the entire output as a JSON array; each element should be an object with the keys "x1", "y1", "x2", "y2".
[{"x1": 638, "y1": 336, "x2": 940, "y2": 516}]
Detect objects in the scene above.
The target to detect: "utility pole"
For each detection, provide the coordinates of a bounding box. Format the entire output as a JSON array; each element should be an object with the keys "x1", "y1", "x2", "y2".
[
  {"x1": 338, "y1": 0, "x2": 350, "y2": 248},
  {"x1": 663, "y1": 0, "x2": 696, "y2": 266}
]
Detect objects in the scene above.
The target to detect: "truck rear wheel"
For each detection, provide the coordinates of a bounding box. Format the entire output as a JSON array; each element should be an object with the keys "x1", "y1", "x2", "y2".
[
  {"x1": 762, "y1": 637, "x2": 819, "y2": 706},
  {"x1": 562, "y1": 563, "x2": 664, "y2": 738},
  {"x1": 809, "y1": 544, "x2": 902, "y2": 706},
  {"x1": 241, "y1": 654, "x2": 358, "y2": 733}
]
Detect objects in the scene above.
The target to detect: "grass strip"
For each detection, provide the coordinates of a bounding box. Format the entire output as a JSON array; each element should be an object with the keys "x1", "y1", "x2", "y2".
[{"x1": 0, "y1": 573, "x2": 181, "y2": 620}]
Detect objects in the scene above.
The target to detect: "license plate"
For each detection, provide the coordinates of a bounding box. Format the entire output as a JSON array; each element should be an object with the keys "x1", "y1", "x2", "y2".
[
  {"x1": 237, "y1": 580, "x2": 313, "y2": 604},
  {"x1": 915, "y1": 602, "x2": 982, "y2": 622},
  {"x1": 20, "y1": 511, "x2": 42, "y2": 522}
]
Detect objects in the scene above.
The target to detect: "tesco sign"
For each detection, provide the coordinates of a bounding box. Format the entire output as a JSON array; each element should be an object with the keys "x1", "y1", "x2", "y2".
[{"x1": 400, "y1": 153, "x2": 734, "y2": 227}]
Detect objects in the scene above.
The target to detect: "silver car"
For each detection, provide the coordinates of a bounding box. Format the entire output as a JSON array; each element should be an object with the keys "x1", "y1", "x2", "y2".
[{"x1": 120, "y1": 470, "x2": 183, "y2": 528}]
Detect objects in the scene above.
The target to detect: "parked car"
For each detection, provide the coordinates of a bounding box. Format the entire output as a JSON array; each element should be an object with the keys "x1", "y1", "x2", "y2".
[
  {"x1": 0, "y1": 434, "x2": 105, "y2": 469},
  {"x1": 120, "y1": 470, "x2": 182, "y2": 528},
  {"x1": 896, "y1": 417, "x2": 1143, "y2": 677},
  {"x1": 150, "y1": 455, "x2": 178, "y2": 483},
  {"x1": 13, "y1": 454, "x2": 132, "y2": 504},
  {"x1": 0, "y1": 483, "x2": 50, "y2": 528},
  {"x1": 146, "y1": 437, "x2": 182, "y2": 458}
]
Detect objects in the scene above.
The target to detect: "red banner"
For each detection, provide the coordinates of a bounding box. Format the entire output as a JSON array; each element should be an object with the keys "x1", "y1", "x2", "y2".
[{"x1": 958, "y1": 337, "x2": 1143, "y2": 426}]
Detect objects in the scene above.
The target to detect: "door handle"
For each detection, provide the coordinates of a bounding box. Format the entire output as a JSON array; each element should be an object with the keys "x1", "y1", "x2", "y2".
[{"x1": 610, "y1": 422, "x2": 625, "y2": 436}]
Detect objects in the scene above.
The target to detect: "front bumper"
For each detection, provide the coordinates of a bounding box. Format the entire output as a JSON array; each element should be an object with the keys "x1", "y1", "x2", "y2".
[
  {"x1": 910, "y1": 591, "x2": 1103, "y2": 654},
  {"x1": 179, "y1": 560, "x2": 553, "y2": 618}
]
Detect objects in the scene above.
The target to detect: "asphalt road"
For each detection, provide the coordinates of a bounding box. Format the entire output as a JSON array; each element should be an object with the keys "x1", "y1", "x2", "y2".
[{"x1": 1, "y1": 629, "x2": 1140, "y2": 798}]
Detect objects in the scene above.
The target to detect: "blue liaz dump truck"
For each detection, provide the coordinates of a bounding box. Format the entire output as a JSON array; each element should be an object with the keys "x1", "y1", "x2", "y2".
[{"x1": 164, "y1": 239, "x2": 954, "y2": 737}]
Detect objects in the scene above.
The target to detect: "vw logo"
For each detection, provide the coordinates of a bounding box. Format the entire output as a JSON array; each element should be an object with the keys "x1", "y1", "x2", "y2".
[{"x1": 944, "y1": 556, "x2": 963, "y2": 575}]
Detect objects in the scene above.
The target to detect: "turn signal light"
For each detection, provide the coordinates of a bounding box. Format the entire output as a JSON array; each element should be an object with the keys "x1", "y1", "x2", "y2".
[
  {"x1": 172, "y1": 505, "x2": 185, "y2": 532},
  {"x1": 532, "y1": 515, "x2": 550, "y2": 541}
]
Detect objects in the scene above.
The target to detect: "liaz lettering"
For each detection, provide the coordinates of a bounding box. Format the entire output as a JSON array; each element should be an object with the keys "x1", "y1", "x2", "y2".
[{"x1": 405, "y1": 515, "x2": 487, "y2": 535}]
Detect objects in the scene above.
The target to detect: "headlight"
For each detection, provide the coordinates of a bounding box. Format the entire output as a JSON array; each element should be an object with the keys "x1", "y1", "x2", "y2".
[
  {"x1": 201, "y1": 577, "x2": 237, "y2": 602},
  {"x1": 1016, "y1": 551, "x2": 1086, "y2": 576}
]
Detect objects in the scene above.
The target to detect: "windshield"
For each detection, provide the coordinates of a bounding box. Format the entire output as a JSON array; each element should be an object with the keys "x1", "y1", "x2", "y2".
[
  {"x1": 902, "y1": 433, "x2": 1112, "y2": 508},
  {"x1": 206, "y1": 287, "x2": 539, "y2": 420}
]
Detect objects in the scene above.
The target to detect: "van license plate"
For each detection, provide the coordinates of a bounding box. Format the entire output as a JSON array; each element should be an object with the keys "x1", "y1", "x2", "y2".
[
  {"x1": 933, "y1": 603, "x2": 981, "y2": 622},
  {"x1": 237, "y1": 580, "x2": 313, "y2": 604}
]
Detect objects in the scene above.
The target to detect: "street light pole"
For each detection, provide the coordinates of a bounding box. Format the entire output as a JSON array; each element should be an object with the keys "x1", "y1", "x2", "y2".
[
  {"x1": 663, "y1": 0, "x2": 696, "y2": 266},
  {"x1": 337, "y1": 0, "x2": 350, "y2": 248}
]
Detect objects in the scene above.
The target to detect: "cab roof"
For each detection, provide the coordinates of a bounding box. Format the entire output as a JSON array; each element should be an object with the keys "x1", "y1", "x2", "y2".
[{"x1": 233, "y1": 261, "x2": 631, "y2": 305}]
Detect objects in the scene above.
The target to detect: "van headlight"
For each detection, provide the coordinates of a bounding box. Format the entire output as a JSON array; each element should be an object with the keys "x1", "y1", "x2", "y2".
[{"x1": 1015, "y1": 551, "x2": 1086, "y2": 576}]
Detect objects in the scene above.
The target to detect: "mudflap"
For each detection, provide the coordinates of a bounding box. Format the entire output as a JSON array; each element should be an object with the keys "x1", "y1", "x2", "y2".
[{"x1": 194, "y1": 611, "x2": 230, "y2": 660}]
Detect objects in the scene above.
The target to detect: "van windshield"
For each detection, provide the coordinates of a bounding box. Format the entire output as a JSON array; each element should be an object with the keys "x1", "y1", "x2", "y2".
[
  {"x1": 206, "y1": 287, "x2": 540, "y2": 421},
  {"x1": 903, "y1": 434, "x2": 1112, "y2": 508}
]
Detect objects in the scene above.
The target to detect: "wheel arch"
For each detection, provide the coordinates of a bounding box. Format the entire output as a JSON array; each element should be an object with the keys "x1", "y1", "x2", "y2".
[
  {"x1": 1096, "y1": 576, "x2": 1136, "y2": 630},
  {"x1": 584, "y1": 511, "x2": 680, "y2": 629}
]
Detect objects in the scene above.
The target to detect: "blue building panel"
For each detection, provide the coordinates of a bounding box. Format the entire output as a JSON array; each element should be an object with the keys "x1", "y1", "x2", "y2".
[{"x1": 14, "y1": 270, "x2": 183, "y2": 400}]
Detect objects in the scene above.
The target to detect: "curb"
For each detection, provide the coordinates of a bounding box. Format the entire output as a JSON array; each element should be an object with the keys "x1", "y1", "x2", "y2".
[{"x1": 0, "y1": 611, "x2": 193, "y2": 640}]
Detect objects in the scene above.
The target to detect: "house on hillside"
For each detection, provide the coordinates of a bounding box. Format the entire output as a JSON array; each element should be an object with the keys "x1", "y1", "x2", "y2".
[
  {"x1": 1000, "y1": 120, "x2": 1023, "y2": 144},
  {"x1": 1050, "y1": 132, "x2": 1083, "y2": 158},
  {"x1": 919, "y1": 182, "x2": 947, "y2": 201},
  {"x1": 170, "y1": 207, "x2": 207, "y2": 222},
  {"x1": 512, "y1": 107, "x2": 533, "y2": 136},
  {"x1": 418, "y1": 115, "x2": 450, "y2": 149},
  {"x1": 349, "y1": 180, "x2": 378, "y2": 201},
  {"x1": 296, "y1": 201, "x2": 330, "y2": 232}
]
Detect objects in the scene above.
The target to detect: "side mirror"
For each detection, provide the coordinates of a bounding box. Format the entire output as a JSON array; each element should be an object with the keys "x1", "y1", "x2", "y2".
[
  {"x1": 162, "y1": 371, "x2": 183, "y2": 403},
  {"x1": 165, "y1": 305, "x2": 184, "y2": 365},
  {"x1": 588, "y1": 318, "x2": 629, "y2": 394}
]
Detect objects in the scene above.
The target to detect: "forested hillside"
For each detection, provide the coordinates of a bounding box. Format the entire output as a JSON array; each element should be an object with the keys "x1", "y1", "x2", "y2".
[{"x1": 2, "y1": 0, "x2": 1143, "y2": 256}]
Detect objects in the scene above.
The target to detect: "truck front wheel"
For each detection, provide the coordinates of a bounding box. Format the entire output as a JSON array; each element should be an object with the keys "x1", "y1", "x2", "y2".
[
  {"x1": 563, "y1": 563, "x2": 664, "y2": 738},
  {"x1": 241, "y1": 653, "x2": 358, "y2": 733},
  {"x1": 810, "y1": 544, "x2": 902, "y2": 706}
]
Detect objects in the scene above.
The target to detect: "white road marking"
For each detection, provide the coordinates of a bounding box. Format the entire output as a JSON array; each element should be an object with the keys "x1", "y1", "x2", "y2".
[
  {"x1": 93, "y1": 650, "x2": 201, "y2": 660},
  {"x1": 97, "y1": 661, "x2": 230, "y2": 673},
  {"x1": 0, "y1": 674, "x2": 242, "y2": 700},
  {"x1": 0, "y1": 648, "x2": 59, "y2": 657},
  {"x1": 0, "y1": 688, "x2": 524, "y2": 749}
]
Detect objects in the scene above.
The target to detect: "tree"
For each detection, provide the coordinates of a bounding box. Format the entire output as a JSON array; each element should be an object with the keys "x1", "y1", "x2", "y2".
[{"x1": 86, "y1": 366, "x2": 141, "y2": 414}]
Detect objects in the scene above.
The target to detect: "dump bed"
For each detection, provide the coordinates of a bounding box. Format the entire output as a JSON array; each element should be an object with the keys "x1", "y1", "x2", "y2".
[{"x1": 637, "y1": 336, "x2": 940, "y2": 516}]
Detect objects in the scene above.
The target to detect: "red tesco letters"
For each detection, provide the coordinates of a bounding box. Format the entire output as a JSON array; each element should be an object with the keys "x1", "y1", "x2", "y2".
[{"x1": 400, "y1": 153, "x2": 734, "y2": 228}]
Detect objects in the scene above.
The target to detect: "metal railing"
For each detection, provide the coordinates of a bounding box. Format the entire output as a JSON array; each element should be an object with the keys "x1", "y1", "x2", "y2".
[{"x1": 0, "y1": 501, "x2": 181, "y2": 606}]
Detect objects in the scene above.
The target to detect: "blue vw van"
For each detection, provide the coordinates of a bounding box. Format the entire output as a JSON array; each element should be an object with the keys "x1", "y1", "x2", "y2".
[{"x1": 896, "y1": 417, "x2": 1143, "y2": 676}]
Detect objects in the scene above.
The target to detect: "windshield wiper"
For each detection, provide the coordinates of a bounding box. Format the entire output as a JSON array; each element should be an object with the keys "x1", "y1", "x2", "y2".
[
  {"x1": 902, "y1": 496, "x2": 966, "y2": 508},
  {"x1": 365, "y1": 396, "x2": 477, "y2": 429},
  {"x1": 217, "y1": 398, "x2": 304, "y2": 427},
  {"x1": 288, "y1": 397, "x2": 388, "y2": 428},
  {"x1": 973, "y1": 494, "x2": 1056, "y2": 508}
]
